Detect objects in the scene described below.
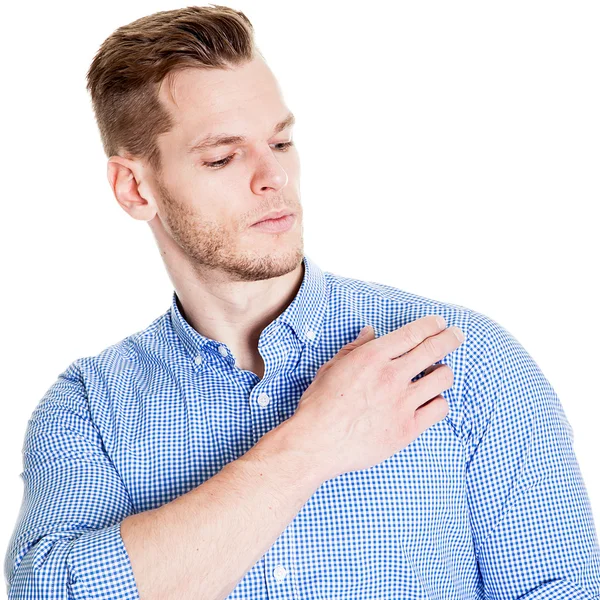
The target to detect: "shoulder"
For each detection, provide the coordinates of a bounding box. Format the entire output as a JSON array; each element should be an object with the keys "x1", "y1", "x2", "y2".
[{"x1": 324, "y1": 269, "x2": 537, "y2": 440}]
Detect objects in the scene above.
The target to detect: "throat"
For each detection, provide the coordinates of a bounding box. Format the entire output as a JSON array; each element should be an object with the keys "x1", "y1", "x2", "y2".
[{"x1": 235, "y1": 353, "x2": 265, "y2": 380}]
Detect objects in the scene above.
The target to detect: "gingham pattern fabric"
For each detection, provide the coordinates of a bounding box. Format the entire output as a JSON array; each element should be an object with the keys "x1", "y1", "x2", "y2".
[{"x1": 5, "y1": 254, "x2": 600, "y2": 599}]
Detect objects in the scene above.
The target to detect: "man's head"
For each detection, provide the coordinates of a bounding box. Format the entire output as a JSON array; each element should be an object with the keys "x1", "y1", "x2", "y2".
[{"x1": 86, "y1": 5, "x2": 303, "y2": 283}]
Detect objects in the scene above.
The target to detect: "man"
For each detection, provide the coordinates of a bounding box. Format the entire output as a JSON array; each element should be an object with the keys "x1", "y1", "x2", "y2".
[{"x1": 5, "y1": 5, "x2": 600, "y2": 600}]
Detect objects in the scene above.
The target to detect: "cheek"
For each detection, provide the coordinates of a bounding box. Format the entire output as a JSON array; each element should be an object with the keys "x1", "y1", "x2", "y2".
[{"x1": 284, "y1": 154, "x2": 301, "y2": 180}]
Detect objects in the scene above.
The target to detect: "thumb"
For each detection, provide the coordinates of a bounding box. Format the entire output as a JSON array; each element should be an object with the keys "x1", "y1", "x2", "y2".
[
  {"x1": 338, "y1": 325, "x2": 375, "y2": 356},
  {"x1": 315, "y1": 325, "x2": 375, "y2": 377},
  {"x1": 356, "y1": 324, "x2": 374, "y2": 342}
]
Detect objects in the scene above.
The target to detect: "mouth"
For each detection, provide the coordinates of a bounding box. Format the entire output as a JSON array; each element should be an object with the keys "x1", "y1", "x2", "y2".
[
  {"x1": 252, "y1": 209, "x2": 293, "y2": 225},
  {"x1": 250, "y1": 213, "x2": 296, "y2": 233}
]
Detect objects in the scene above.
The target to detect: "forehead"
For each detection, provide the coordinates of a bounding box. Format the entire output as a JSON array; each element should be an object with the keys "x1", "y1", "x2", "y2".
[{"x1": 158, "y1": 58, "x2": 286, "y2": 139}]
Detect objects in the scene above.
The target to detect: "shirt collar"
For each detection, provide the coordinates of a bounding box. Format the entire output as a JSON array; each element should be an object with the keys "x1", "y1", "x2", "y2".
[{"x1": 169, "y1": 254, "x2": 329, "y2": 361}]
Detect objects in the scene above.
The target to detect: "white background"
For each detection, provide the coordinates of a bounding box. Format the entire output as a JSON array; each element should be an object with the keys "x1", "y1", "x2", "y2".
[{"x1": 2, "y1": 0, "x2": 599, "y2": 572}]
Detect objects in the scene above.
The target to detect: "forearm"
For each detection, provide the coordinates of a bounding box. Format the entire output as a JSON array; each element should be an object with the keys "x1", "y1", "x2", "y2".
[{"x1": 120, "y1": 417, "x2": 323, "y2": 600}]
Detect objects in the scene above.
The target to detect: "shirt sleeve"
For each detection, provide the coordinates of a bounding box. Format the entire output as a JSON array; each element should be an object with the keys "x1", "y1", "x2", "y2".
[
  {"x1": 4, "y1": 360, "x2": 140, "y2": 599},
  {"x1": 460, "y1": 311, "x2": 600, "y2": 599}
]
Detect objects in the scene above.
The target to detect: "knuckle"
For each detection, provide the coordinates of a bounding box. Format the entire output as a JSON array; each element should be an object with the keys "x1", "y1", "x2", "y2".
[
  {"x1": 356, "y1": 343, "x2": 380, "y2": 365},
  {"x1": 397, "y1": 413, "x2": 416, "y2": 441},
  {"x1": 439, "y1": 397, "x2": 450, "y2": 418},
  {"x1": 422, "y1": 335, "x2": 441, "y2": 357},
  {"x1": 379, "y1": 362, "x2": 399, "y2": 387},
  {"x1": 441, "y1": 399, "x2": 450, "y2": 416},
  {"x1": 436, "y1": 364, "x2": 454, "y2": 387},
  {"x1": 433, "y1": 397, "x2": 450, "y2": 420},
  {"x1": 346, "y1": 348, "x2": 372, "y2": 374},
  {"x1": 403, "y1": 325, "x2": 422, "y2": 348}
]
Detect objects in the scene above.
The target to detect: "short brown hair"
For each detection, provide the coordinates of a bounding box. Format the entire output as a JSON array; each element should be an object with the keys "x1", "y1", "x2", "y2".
[{"x1": 85, "y1": 4, "x2": 260, "y2": 174}]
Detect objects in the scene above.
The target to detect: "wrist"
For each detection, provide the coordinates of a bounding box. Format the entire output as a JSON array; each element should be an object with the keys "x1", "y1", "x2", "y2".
[{"x1": 249, "y1": 417, "x2": 327, "y2": 491}]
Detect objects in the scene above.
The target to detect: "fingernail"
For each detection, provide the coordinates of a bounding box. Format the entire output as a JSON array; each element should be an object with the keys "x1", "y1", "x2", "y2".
[
  {"x1": 357, "y1": 325, "x2": 372, "y2": 339},
  {"x1": 452, "y1": 327, "x2": 465, "y2": 342}
]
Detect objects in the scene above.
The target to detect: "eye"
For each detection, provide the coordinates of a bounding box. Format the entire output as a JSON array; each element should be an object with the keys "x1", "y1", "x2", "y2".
[{"x1": 202, "y1": 141, "x2": 295, "y2": 170}]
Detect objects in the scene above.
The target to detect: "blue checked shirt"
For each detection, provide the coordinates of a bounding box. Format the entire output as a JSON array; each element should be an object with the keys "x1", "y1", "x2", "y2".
[{"x1": 5, "y1": 254, "x2": 600, "y2": 599}]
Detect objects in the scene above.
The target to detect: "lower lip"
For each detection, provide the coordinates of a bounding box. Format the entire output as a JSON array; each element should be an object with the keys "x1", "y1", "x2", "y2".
[{"x1": 251, "y1": 214, "x2": 295, "y2": 233}]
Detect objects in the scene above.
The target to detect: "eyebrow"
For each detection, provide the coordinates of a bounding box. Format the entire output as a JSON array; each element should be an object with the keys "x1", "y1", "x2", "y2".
[{"x1": 187, "y1": 112, "x2": 296, "y2": 154}]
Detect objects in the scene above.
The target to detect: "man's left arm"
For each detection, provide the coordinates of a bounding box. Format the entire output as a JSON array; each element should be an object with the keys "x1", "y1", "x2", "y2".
[{"x1": 460, "y1": 311, "x2": 600, "y2": 599}]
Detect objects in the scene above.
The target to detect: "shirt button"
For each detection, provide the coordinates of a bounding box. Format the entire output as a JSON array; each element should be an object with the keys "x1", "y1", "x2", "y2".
[
  {"x1": 257, "y1": 392, "x2": 271, "y2": 407},
  {"x1": 273, "y1": 564, "x2": 287, "y2": 581},
  {"x1": 306, "y1": 328, "x2": 316, "y2": 341},
  {"x1": 218, "y1": 345, "x2": 228, "y2": 357},
  {"x1": 194, "y1": 354, "x2": 203, "y2": 366}
]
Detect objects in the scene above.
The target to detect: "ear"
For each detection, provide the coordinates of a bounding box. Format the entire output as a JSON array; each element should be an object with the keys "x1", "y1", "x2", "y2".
[{"x1": 107, "y1": 156, "x2": 158, "y2": 222}]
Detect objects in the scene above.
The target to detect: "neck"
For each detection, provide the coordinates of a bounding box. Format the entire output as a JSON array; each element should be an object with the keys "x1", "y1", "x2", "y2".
[{"x1": 173, "y1": 259, "x2": 305, "y2": 360}]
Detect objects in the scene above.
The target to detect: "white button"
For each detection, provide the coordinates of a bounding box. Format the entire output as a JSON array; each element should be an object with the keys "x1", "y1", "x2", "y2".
[
  {"x1": 218, "y1": 345, "x2": 228, "y2": 357},
  {"x1": 194, "y1": 354, "x2": 203, "y2": 365},
  {"x1": 273, "y1": 564, "x2": 287, "y2": 581},
  {"x1": 257, "y1": 392, "x2": 271, "y2": 407},
  {"x1": 306, "y1": 328, "x2": 316, "y2": 340}
]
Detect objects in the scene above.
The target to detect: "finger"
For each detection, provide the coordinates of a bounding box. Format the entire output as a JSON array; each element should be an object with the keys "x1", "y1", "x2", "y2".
[
  {"x1": 400, "y1": 326, "x2": 464, "y2": 380},
  {"x1": 336, "y1": 325, "x2": 376, "y2": 359},
  {"x1": 411, "y1": 361, "x2": 444, "y2": 383},
  {"x1": 317, "y1": 325, "x2": 376, "y2": 377},
  {"x1": 407, "y1": 364, "x2": 454, "y2": 410},
  {"x1": 371, "y1": 314, "x2": 447, "y2": 361},
  {"x1": 413, "y1": 395, "x2": 449, "y2": 434}
]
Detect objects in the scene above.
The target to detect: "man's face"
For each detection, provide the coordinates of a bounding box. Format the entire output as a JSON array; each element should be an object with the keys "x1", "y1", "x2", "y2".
[{"x1": 148, "y1": 55, "x2": 304, "y2": 283}]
